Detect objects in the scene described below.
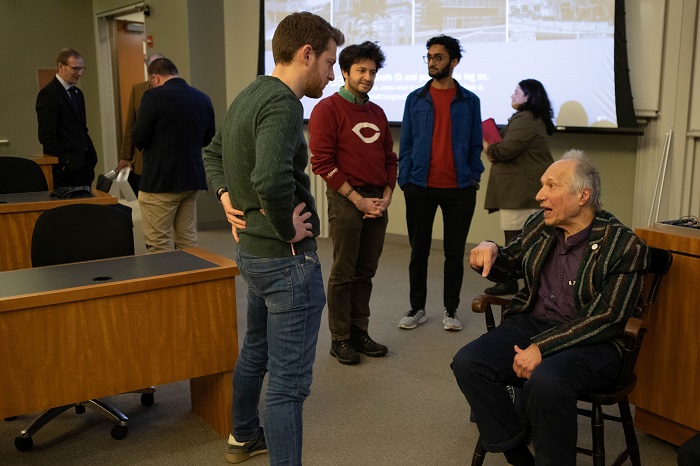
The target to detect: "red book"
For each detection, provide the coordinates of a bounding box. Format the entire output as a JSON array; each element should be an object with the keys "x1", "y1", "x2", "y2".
[{"x1": 482, "y1": 118, "x2": 501, "y2": 144}]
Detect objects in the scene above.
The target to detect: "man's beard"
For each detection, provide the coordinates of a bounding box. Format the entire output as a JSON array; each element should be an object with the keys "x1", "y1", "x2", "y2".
[
  {"x1": 429, "y1": 63, "x2": 451, "y2": 80},
  {"x1": 305, "y1": 69, "x2": 326, "y2": 99}
]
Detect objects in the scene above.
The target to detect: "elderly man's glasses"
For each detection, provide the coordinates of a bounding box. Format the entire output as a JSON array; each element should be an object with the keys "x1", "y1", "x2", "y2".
[
  {"x1": 62, "y1": 63, "x2": 87, "y2": 72},
  {"x1": 423, "y1": 54, "x2": 446, "y2": 64}
]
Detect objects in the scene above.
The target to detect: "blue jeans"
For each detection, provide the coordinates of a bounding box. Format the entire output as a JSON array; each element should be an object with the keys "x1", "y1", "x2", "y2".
[{"x1": 233, "y1": 249, "x2": 325, "y2": 466}]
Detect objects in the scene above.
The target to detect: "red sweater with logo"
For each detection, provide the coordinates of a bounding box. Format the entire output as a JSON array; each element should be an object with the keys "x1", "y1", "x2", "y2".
[{"x1": 309, "y1": 93, "x2": 397, "y2": 191}]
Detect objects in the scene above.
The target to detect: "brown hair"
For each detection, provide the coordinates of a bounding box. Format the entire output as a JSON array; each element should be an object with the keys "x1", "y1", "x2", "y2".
[
  {"x1": 272, "y1": 11, "x2": 344, "y2": 65},
  {"x1": 56, "y1": 48, "x2": 82, "y2": 67}
]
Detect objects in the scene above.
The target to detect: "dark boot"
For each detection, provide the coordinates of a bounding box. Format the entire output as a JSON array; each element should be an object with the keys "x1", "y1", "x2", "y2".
[
  {"x1": 484, "y1": 279, "x2": 518, "y2": 296},
  {"x1": 330, "y1": 339, "x2": 360, "y2": 365},
  {"x1": 349, "y1": 326, "x2": 388, "y2": 357}
]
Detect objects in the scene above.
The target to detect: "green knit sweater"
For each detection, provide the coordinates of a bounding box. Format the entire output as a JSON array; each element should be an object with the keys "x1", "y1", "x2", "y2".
[{"x1": 203, "y1": 76, "x2": 319, "y2": 257}]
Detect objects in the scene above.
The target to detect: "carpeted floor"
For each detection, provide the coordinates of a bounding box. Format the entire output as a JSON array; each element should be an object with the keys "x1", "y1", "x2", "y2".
[{"x1": 0, "y1": 206, "x2": 680, "y2": 465}]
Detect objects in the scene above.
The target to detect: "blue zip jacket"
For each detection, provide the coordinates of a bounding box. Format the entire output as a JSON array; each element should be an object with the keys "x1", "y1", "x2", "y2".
[{"x1": 398, "y1": 80, "x2": 484, "y2": 189}]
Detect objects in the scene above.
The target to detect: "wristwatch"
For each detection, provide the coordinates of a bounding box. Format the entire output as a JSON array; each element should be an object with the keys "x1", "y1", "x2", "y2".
[{"x1": 216, "y1": 187, "x2": 228, "y2": 203}]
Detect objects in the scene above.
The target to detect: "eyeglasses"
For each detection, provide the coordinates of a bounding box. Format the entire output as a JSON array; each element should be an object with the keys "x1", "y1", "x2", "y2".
[
  {"x1": 423, "y1": 54, "x2": 446, "y2": 64},
  {"x1": 61, "y1": 63, "x2": 87, "y2": 72}
]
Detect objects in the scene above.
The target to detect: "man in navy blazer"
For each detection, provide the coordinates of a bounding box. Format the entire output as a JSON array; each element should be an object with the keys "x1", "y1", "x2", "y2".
[
  {"x1": 36, "y1": 48, "x2": 97, "y2": 188},
  {"x1": 132, "y1": 58, "x2": 215, "y2": 252}
]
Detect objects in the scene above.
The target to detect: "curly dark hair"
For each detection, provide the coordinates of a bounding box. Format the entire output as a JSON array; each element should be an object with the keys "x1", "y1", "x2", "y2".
[
  {"x1": 339, "y1": 41, "x2": 386, "y2": 74},
  {"x1": 516, "y1": 79, "x2": 555, "y2": 135},
  {"x1": 426, "y1": 35, "x2": 463, "y2": 62}
]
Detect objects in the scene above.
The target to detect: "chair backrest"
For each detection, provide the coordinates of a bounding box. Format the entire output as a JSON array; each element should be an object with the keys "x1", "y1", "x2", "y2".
[
  {"x1": 0, "y1": 156, "x2": 49, "y2": 194},
  {"x1": 636, "y1": 246, "x2": 674, "y2": 319},
  {"x1": 31, "y1": 204, "x2": 135, "y2": 267},
  {"x1": 616, "y1": 246, "x2": 673, "y2": 387}
]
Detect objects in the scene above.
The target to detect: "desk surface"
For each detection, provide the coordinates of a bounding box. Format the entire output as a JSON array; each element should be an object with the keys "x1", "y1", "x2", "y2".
[
  {"x1": 0, "y1": 247, "x2": 239, "y2": 436},
  {"x1": 0, "y1": 250, "x2": 217, "y2": 299},
  {"x1": 0, "y1": 189, "x2": 115, "y2": 212}
]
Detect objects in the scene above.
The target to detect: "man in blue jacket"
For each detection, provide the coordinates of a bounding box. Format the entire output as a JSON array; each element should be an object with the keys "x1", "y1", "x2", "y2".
[{"x1": 398, "y1": 35, "x2": 484, "y2": 332}]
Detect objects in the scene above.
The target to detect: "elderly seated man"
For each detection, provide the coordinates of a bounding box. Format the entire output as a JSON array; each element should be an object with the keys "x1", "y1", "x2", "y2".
[{"x1": 451, "y1": 149, "x2": 649, "y2": 466}]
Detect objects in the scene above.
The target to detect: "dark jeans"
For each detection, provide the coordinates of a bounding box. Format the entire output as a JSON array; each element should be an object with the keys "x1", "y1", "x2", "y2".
[
  {"x1": 404, "y1": 184, "x2": 476, "y2": 311},
  {"x1": 326, "y1": 187, "x2": 388, "y2": 340},
  {"x1": 451, "y1": 313, "x2": 620, "y2": 466}
]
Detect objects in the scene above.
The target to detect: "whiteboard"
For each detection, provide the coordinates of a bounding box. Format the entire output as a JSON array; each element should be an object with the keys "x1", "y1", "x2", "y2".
[{"x1": 627, "y1": 0, "x2": 666, "y2": 116}]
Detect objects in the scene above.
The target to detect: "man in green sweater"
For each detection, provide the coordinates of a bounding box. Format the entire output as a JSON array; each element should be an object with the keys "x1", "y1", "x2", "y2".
[{"x1": 202, "y1": 12, "x2": 344, "y2": 466}]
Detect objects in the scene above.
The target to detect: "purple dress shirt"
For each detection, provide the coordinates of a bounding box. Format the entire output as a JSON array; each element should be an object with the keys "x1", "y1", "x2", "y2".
[{"x1": 531, "y1": 221, "x2": 594, "y2": 322}]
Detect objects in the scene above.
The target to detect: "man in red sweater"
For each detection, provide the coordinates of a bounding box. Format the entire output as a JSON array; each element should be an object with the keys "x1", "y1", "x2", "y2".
[{"x1": 309, "y1": 41, "x2": 398, "y2": 365}]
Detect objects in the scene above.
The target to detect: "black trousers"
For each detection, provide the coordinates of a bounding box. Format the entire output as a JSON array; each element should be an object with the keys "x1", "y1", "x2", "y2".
[
  {"x1": 404, "y1": 184, "x2": 476, "y2": 312},
  {"x1": 53, "y1": 156, "x2": 95, "y2": 188},
  {"x1": 451, "y1": 314, "x2": 620, "y2": 466}
]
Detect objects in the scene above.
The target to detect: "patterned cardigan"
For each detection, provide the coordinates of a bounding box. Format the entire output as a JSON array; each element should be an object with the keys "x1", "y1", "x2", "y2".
[{"x1": 487, "y1": 209, "x2": 649, "y2": 356}]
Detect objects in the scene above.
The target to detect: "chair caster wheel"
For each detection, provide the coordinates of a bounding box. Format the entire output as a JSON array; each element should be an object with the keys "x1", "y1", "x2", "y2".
[
  {"x1": 111, "y1": 425, "x2": 128, "y2": 440},
  {"x1": 15, "y1": 436, "x2": 33, "y2": 451},
  {"x1": 141, "y1": 392, "x2": 155, "y2": 407}
]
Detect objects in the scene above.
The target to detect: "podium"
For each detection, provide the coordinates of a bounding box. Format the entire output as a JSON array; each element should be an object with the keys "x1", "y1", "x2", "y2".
[{"x1": 632, "y1": 224, "x2": 700, "y2": 446}]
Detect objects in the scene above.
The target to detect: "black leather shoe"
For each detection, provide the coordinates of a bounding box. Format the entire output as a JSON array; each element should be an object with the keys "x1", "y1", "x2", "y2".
[
  {"x1": 484, "y1": 279, "x2": 519, "y2": 296},
  {"x1": 330, "y1": 339, "x2": 360, "y2": 365},
  {"x1": 349, "y1": 326, "x2": 388, "y2": 357}
]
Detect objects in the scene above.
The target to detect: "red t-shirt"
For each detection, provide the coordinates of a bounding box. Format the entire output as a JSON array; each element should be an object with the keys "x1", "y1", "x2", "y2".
[{"x1": 427, "y1": 86, "x2": 458, "y2": 188}]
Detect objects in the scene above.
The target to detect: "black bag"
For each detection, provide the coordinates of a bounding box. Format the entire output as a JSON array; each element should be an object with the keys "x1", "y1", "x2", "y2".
[
  {"x1": 96, "y1": 174, "x2": 113, "y2": 193},
  {"x1": 49, "y1": 186, "x2": 92, "y2": 199}
]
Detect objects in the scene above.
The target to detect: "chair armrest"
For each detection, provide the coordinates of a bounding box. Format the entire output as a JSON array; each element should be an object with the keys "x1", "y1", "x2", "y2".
[
  {"x1": 615, "y1": 316, "x2": 647, "y2": 387},
  {"x1": 472, "y1": 294, "x2": 513, "y2": 332},
  {"x1": 471, "y1": 294, "x2": 512, "y2": 313},
  {"x1": 623, "y1": 316, "x2": 644, "y2": 341}
]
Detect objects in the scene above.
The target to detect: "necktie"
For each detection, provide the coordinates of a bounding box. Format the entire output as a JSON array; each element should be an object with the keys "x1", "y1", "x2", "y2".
[{"x1": 67, "y1": 87, "x2": 80, "y2": 116}]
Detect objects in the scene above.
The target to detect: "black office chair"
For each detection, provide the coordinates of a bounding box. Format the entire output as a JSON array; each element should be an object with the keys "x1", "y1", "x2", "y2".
[
  {"x1": 0, "y1": 156, "x2": 48, "y2": 194},
  {"x1": 469, "y1": 246, "x2": 673, "y2": 466},
  {"x1": 13, "y1": 204, "x2": 154, "y2": 451}
]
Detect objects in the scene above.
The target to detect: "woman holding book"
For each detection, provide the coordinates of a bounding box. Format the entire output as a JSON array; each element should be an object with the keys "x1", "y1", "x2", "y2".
[{"x1": 482, "y1": 79, "x2": 555, "y2": 295}]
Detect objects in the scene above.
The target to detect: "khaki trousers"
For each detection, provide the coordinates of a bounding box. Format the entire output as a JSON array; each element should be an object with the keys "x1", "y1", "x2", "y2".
[{"x1": 138, "y1": 190, "x2": 198, "y2": 252}]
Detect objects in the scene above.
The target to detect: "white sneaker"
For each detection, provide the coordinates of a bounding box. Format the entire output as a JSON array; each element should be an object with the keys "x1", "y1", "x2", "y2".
[
  {"x1": 443, "y1": 309, "x2": 462, "y2": 331},
  {"x1": 399, "y1": 308, "x2": 427, "y2": 329}
]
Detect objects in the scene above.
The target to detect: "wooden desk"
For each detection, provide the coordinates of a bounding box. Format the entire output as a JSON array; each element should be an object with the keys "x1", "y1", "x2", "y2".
[
  {"x1": 0, "y1": 248, "x2": 238, "y2": 437},
  {"x1": 28, "y1": 154, "x2": 58, "y2": 191},
  {"x1": 632, "y1": 224, "x2": 700, "y2": 446},
  {"x1": 0, "y1": 190, "x2": 117, "y2": 271}
]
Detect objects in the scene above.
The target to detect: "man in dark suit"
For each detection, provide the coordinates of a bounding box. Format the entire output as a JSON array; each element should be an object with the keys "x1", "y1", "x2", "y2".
[
  {"x1": 132, "y1": 58, "x2": 215, "y2": 252},
  {"x1": 116, "y1": 53, "x2": 164, "y2": 195},
  {"x1": 36, "y1": 48, "x2": 98, "y2": 188}
]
